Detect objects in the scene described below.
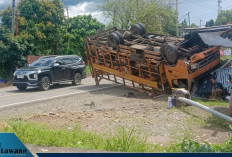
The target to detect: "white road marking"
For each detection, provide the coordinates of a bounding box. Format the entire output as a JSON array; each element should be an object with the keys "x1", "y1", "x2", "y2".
[{"x1": 0, "y1": 85, "x2": 120, "y2": 109}]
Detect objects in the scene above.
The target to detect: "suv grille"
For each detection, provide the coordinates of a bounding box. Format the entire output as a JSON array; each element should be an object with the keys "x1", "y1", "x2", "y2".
[{"x1": 14, "y1": 76, "x2": 28, "y2": 82}]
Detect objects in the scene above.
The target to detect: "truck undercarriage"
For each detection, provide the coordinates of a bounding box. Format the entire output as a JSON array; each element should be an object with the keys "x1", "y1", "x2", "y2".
[{"x1": 86, "y1": 24, "x2": 232, "y2": 93}]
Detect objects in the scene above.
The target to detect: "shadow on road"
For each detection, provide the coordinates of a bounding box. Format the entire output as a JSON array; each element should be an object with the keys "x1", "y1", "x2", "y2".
[
  {"x1": 7, "y1": 83, "x2": 75, "y2": 93},
  {"x1": 72, "y1": 83, "x2": 162, "y2": 100}
]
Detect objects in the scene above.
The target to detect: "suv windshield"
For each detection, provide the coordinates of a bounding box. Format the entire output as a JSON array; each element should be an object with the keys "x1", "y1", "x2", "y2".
[{"x1": 31, "y1": 58, "x2": 54, "y2": 67}]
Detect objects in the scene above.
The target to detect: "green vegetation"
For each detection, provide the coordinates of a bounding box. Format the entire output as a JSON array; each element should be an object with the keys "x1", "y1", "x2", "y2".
[
  {"x1": 1, "y1": 121, "x2": 232, "y2": 153},
  {"x1": 216, "y1": 10, "x2": 232, "y2": 26},
  {"x1": 2, "y1": 121, "x2": 155, "y2": 152},
  {"x1": 99, "y1": 0, "x2": 177, "y2": 35},
  {"x1": 167, "y1": 138, "x2": 232, "y2": 152},
  {"x1": 193, "y1": 98, "x2": 229, "y2": 107},
  {"x1": 86, "y1": 66, "x2": 91, "y2": 75},
  {"x1": 206, "y1": 19, "x2": 215, "y2": 27},
  {"x1": 0, "y1": 0, "x2": 104, "y2": 80},
  {"x1": 205, "y1": 9, "x2": 232, "y2": 26}
]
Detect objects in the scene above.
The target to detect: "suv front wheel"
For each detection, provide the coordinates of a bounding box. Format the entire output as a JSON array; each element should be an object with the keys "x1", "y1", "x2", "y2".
[
  {"x1": 39, "y1": 76, "x2": 50, "y2": 91},
  {"x1": 72, "y1": 73, "x2": 81, "y2": 86}
]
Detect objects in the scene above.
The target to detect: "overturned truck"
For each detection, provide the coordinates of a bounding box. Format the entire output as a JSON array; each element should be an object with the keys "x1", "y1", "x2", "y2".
[{"x1": 85, "y1": 23, "x2": 226, "y2": 93}]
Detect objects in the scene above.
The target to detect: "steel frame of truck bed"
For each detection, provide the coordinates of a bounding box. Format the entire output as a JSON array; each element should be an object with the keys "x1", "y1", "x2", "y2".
[
  {"x1": 86, "y1": 34, "x2": 221, "y2": 93},
  {"x1": 86, "y1": 39, "x2": 165, "y2": 93}
]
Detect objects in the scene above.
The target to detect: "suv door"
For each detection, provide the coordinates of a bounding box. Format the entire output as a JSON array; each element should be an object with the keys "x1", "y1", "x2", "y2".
[
  {"x1": 73, "y1": 57, "x2": 86, "y2": 78},
  {"x1": 52, "y1": 58, "x2": 65, "y2": 82},
  {"x1": 62, "y1": 58, "x2": 73, "y2": 80}
]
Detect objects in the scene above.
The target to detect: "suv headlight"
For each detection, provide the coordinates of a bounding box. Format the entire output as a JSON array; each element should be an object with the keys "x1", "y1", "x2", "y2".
[
  {"x1": 34, "y1": 74, "x2": 38, "y2": 79},
  {"x1": 29, "y1": 73, "x2": 38, "y2": 80}
]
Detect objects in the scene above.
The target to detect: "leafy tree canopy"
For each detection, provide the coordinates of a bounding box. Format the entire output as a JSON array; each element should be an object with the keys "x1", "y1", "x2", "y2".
[
  {"x1": 0, "y1": 0, "x2": 104, "y2": 79},
  {"x1": 99, "y1": 0, "x2": 177, "y2": 36},
  {"x1": 215, "y1": 10, "x2": 232, "y2": 25},
  {"x1": 205, "y1": 19, "x2": 215, "y2": 27}
]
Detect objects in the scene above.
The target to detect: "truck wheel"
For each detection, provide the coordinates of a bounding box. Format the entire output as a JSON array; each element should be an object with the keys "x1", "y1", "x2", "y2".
[
  {"x1": 165, "y1": 44, "x2": 178, "y2": 65},
  {"x1": 108, "y1": 32, "x2": 121, "y2": 49},
  {"x1": 130, "y1": 23, "x2": 144, "y2": 36},
  {"x1": 115, "y1": 31, "x2": 124, "y2": 44},
  {"x1": 138, "y1": 23, "x2": 146, "y2": 35},
  {"x1": 17, "y1": 86, "x2": 27, "y2": 91},
  {"x1": 39, "y1": 76, "x2": 50, "y2": 91},
  {"x1": 72, "y1": 73, "x2": 81, "y2": 86}
]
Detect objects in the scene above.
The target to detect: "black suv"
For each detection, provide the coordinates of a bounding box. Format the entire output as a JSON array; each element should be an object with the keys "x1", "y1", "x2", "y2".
[{"x1": 13, "y1": 55, "x2": 86, "y2": 91}]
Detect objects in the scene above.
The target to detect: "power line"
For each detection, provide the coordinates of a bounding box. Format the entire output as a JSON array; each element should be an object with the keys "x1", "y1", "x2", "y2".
[
  {"x1": 218, "y1": 0, "x2": 222, "y2": 14},
  {"x1": 198, "y1": 0, "x2": 217, "y2": 8},
  {"x1": 179, "y1": 11, "x2": 190, "y2": 22}
]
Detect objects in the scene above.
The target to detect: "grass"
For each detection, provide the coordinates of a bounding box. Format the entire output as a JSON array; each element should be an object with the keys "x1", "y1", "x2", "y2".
[
  {"x1": 192, "y1": 98, "x2": 229, "y2": 107},
  {"x1": 86, "y1": 65, "x2": 91, "y2": 75},
  {"x1": 221, "y1": 55, "x2": 232, "y2": 61},
  {"x1": 1, "y1": 120, "x2": 232, "y2": 153},
  {"x1": 1, "y1": 121, "x2": 158, "y2": 152},
  {"x1": 166, "y1": 137, "x2": 232, "y2": 153},
  {"x1": 186, "y1": 98, "x2": 230, "y2": 127}
]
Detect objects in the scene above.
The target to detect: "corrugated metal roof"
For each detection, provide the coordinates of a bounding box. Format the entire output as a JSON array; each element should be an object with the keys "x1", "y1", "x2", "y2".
[
  {"x1": 216, "y1": 67, "x2": 232, "y2": 93},
  {"x1": 183, "y1": 25, "x2": 232, "y2": 33},
  {"x1": 198, "y1": 31, "x2": 232, "y2": 47}
]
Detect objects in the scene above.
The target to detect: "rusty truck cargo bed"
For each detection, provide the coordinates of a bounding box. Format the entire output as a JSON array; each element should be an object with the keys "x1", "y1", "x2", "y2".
[{"x1": 85, "y1": 24, "x2": 227, "y2": 93}]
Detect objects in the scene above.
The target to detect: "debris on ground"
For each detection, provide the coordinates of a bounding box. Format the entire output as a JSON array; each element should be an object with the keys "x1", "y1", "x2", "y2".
[
  {"x1": 84, "y1": 101, "x2": 95, "y2": 107},
  {"x1": 124, "y1": 92, "x2": 134, "y2": 98}
]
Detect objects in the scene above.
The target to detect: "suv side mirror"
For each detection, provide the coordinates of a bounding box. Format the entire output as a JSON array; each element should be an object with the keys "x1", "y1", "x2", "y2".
[{"x1": 53, "y1": 63, "x2": 60, "y2": 67}]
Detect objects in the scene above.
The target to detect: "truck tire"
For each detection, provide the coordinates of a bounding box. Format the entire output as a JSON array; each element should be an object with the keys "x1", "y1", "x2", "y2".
[
  {"x1": 115, "y1": 31, "x2": 124, "y2": 44},
  {"x1": 72, "y1": 73, "x2": 81, "y2": 86},
  {"x1": 138, "y1": 23, "x2": 146, "y2": 35},
  {"x1": 108, "y1": 32, "x2": 121, "y2": 49},
  {"x1": 39, "y1": 76, "x2": 50, "y2": 91},
  {"x1": 17, "y1": 85, "x2": 27, "y2": 91},
  {"x1": 165, "y1": 44, "x2": 178, "y2": 65},
  {"x1": 130, "y1": 23, "x2": 144, "y2": 36}
]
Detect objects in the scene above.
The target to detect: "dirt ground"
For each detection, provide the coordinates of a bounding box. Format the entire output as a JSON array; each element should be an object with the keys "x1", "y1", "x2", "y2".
[{"x1": 0, "y1": 85, "x2": 231, "y2": 148}]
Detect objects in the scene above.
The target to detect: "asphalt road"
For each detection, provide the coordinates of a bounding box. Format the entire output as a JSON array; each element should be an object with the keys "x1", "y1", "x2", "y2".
[{"x1": 0, "y1": 77, "x2": 115, "y2": 108}]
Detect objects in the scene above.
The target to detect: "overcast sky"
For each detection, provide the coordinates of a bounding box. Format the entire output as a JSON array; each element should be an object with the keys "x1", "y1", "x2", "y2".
[{"x1": 0, "y1": 0, "x2": 232, "y2": 26}]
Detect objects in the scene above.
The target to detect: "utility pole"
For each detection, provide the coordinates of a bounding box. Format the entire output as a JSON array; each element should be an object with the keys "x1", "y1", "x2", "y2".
[
  {"x1": 66, "y1": 7, "x2": 70, "y2": 51},
  {"x1": 187, "y1": 12, "x2": 190, "y2": 27},
  {"x1": 66, "y1": 8, "x2": 69, "y2": 20},
  {"x1": 65, "y1": 7, "x2": 69, "y2": 34},
  {"x1": 200, "y1": 20, "x2": 203, "y2": 28},
  {"x1": 176, "y1": 0, "x2": 179, "y2": 37},
  {"x1": 11, "y1": 0, "x2": 16, "y2": 35},
  {"x1": 218, "y1": 0, "x2": 222, "y2": 15},
  {"x1": 15, "y1": 10, "x2": 18, "y2": 36}
]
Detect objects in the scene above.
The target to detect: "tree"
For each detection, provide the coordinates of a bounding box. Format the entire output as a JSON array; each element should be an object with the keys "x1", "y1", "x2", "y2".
[
  {"x1": 215, "y1": 10, "x2": 232, "y2": 25},
  {"x1": 0, "y1": 26, "x2": 28, "y2": 79},
  {"x1": 0, "y1": 0, "x2": 104, "y2": 79},
  {"x1": 180, "y1": 19, "x2": 188, "y2": 29},
  {"x1": 0, "y1": 6, "x2": 12, "y2": 29},
  {"x1": 190, "y1": 23, "x2": 198, "y2": 28},
  {"x1": 99, "y1": 0, "x2": 177, "y2": 35},
  {"x1": 67, "y1": 15, "x2": 104, "y2": 61},
  {"x1": 205, "y1": 19, "x2": 215, "y2": 27}
]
